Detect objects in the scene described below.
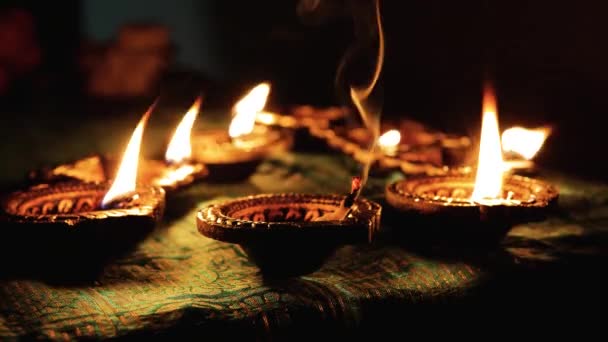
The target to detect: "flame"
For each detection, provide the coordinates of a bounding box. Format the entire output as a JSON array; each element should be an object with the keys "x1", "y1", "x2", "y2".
[
  {"x1": 350, "y1": 0, "x2": 384, "y2": 200},
  {"x1": 102, "y1": 107, "x2": 153, "y2": 206},
  {"x1": 378, "y1": 129, "x2": 401, "y2": 149},
  {"x1": 229, "y1": 83, "x2": 270, "y2": 138},
  {"x1": 165, "y1": 97, "x2": 202, "y2": 163},
  {"x1": 471, "y1": 85, "x2": 504, "y2": 201},
  {"x1": 502, "y1": 126, "x2": 551, "y2": 160}
]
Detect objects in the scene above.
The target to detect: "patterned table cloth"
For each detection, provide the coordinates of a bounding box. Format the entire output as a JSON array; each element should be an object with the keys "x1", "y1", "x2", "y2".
[{"x1": 0, "y1": 112, "x2": 607, "y2": 340}]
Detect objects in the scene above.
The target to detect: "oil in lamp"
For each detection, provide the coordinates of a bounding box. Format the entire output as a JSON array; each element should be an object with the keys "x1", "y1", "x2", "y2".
[
  {"x1": 501, "y1": 126, "x2": 551, "y2": 174},
  {"x1": 385, "y1": 85, "x2": 558, "y2": 245},
  {"x1": 28, "y1": 99, "x2": 208, "y2": 192},
  {"x1": 190, "y1": 83, "x2": 292, "y2": 181},
  {"x1": 1, "y1": 107, "x2": 165, "y2": 269}
]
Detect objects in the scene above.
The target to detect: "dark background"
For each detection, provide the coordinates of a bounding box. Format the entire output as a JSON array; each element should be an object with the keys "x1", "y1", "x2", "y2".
[{"x1": 1, "y1": 0, "x2": 608, "y2": 182}]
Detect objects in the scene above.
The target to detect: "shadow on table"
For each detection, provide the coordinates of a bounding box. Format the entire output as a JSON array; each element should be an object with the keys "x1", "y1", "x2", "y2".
[{"x1": 0, "y1": 225, "x2": 158, "y2": 286}]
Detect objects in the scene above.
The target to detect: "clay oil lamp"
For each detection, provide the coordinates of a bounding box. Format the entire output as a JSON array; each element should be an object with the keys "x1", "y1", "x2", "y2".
[
  {"x1": 191, "y1": 83, "x2": 292, "y2": 181},
  {"x1": 314, "y1": 118, "x2": 471, "y2": 176},
  {"x1": 196, "y1": 177, "x2": 382, "y2": 277},
  {"x1": 385, "y1": 86, "x2": 558, "y2": 246},
  {"x1": 197, "y1": 1, "x2": 385, "y2": 275},
  {"x1": 341, "y1": 127, "x2": 469, "y2": 176},
  {"x1": 1, "y1": 108, "x2": 165, "y2": 267}
]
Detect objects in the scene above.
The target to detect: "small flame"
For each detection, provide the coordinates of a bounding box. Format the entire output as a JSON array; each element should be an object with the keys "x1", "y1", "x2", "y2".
[
  {"x1": 472, "y1": 84, "x2": 504, "y2": 201},
  {"x1": 165, "y1": 97, "x2": 202, "y2": 163},
  {"x1": 229, "y1": 83, "x2": 270, "y2": 138},
  {"x1": 350, "y1": 0, "x2": 384, "y2": 201},
  {"x1": 102, "y1": 107, "x2": 153, "y2": 206},
  {"x1": 378, "y1": 129, "x2": 401, "y2": 149},
  {"x1": 502, "y1": 126, "x2": 551, "y2": 160}
]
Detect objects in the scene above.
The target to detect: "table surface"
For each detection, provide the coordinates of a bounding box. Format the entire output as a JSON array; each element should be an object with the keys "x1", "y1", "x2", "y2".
[{"x1": 0, "y1": 109, "x2": 607, "y2": 340}]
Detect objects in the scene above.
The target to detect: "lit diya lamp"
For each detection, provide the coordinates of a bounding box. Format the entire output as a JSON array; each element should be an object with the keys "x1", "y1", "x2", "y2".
[
  {"x1": 1, "y1": 107, "x2": 165, "y2": 266},
  {"x1": 501, "y1": 125, "x2": 551, "y2": 174},
  {"x1": 28, "y1": 99, "x2": 208, "y2": 192},
  {"x1": 195, "y1": 2, "x2": 383, "y2": 277},
  {"x1": 196, "y1": 177, "x2": 381, "y2": 277},
  {"x1": 372, "y1": 129, "x2": 451, "y2": 174},
  {"x1": 342, "y1": 127, "x2": 470, "y2": 176},
  {"x1": 316, "y1": 120, "x2": 471, "y2": 176},
  {"x1": 146, "y1": 97, "x2": 208, "y2": 190},
  {"x1": 191, "y1": 83, "x2": 292, "y2": 181},
  {"x1": 385, "y1": 85, "x2": 559, "y2": 245}
]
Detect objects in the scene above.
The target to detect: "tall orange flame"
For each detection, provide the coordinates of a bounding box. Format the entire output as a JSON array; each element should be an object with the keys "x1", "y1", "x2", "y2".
[
  {"x1": 102, "y1": 107, "x2": 153, "y2": 207},
  {"x1": 229, "y1": 83, "x2": 270, "y2": 138},
  {"x1": 472, "y1": 84, "x2": 504, "y2": 201},
  {"x1": 165, "y1": 97, "x2": 202, "y2": 163}
]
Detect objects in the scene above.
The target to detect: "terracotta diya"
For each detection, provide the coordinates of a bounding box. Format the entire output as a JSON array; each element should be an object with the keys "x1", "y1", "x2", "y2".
[
  {"x1": 385, "y1": 174, "x2": 558, "y2": 245},
  {"x1": 385, "y1": 86, "x2": 559, "y2": 245},
  {"x1": 1, "y1": 108, "x2": 165, "y2": 268},
  {"x1": 28, "y1": 98, "x2": 208, "y2": 192},
  {"x1": 191, "y1": 83, "x2": 292, "y2": 181},
  {"x1": 311, "y1": 119, "x2": 472, "y2": 175},
  {"x1": 197, "y1": 180, "x2": 381, "y2": 277}
]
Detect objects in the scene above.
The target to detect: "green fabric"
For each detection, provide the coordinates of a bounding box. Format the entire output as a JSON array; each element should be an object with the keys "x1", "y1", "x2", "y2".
[
  {"x1": 0, "y1": 111, "x2": 607, "y2": 340},
  {"x1": 1, "y1": 153, "x2": 607, "y2": 340},
  {"x1": 0, "y1": 153, "x2": 481, "y2": 339}
]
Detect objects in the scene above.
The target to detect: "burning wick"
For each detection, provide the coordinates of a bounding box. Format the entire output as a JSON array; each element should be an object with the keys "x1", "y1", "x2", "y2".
[
  {"x1": 158, "y1": 97, "x2": 202, "y2": 186},
  {"x1": 345, "y1": 176, "x2": 362, "y2": 207},
  {"x1": 229, "y1": 83, "x2": 271, "y2": 149},
  {"x1": 102, "y1": 105, "x2": 154, "y2": 208},
  {"x1": 313, "y1": 176, "x2": 362, "y2": 221}
]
